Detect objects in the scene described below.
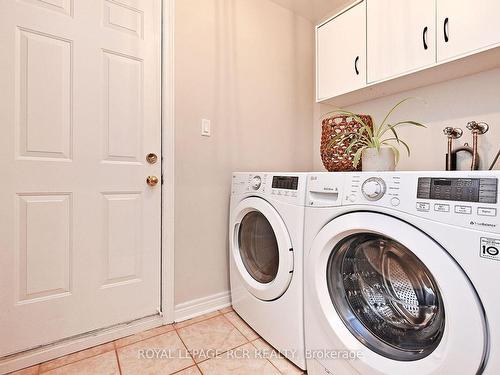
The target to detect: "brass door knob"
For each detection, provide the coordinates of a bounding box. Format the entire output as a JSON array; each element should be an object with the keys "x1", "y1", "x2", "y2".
[
  {"x1": 146, "y1": 153, "x2": 158, "y2": 164},
  {"x1": 146, "y1": 176, "x2": 159, "y2": 187}
]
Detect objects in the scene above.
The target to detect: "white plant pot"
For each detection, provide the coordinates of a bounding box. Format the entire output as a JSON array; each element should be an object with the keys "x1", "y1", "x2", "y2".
[{"x1": 362, "y1": 147, "x2": 396, "y2": 171}]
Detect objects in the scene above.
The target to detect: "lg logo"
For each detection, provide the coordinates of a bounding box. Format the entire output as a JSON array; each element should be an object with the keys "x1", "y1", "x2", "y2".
[
  {"x1": 482, "y1": 245, "x2": 499, "y2": 257},
  {"x1": 480, "y1": 238, "x2": 500, "y2": 261}
]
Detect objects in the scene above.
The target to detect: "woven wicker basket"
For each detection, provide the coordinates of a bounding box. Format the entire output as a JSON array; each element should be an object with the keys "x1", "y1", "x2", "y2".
[{"x1": 320, "y1": 114, "x2": 373, "y2": 172}]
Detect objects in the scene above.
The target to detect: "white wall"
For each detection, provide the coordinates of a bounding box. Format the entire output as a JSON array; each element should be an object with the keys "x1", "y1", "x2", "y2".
[
  {"x1": 174, "y1": 0, "x2": 314, "y2": 306},
  {"x1": 313, "y1": 68, "x2": 500, "y2": 171}
]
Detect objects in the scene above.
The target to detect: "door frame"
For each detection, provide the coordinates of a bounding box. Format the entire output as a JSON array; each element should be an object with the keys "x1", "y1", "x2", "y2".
[
  {"x1": 0, "y1": 1, "x2": 175, "y2": 372},
  {"x1": 161, "y1": 0, "x2": 176, "y2": 325}
]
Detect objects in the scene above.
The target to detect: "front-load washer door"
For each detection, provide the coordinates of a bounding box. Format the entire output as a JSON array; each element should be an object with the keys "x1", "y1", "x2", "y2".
[
  {"x1": 308, "y1": 212, "x2": 487, "y2": 374},
  {"x1": 232, "y1": 197, "x2": 294, "y2": 301}
]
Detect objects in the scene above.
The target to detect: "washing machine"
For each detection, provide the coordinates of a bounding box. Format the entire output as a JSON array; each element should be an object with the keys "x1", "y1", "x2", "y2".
[
  {"x1": 230, "y1": 172, "x2": 307, "y2": 370},
  {"x1": 304, "y1": 171, "x2": 499, "y2": 375}
]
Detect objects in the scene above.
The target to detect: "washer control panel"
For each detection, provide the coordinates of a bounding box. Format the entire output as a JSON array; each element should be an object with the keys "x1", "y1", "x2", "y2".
[
  {"x1": 417, "y1": 177, "x2": 497, "y2": 204},
  {"x1": 306, "y1": 172, "x2": 500, "y2": 234},
  {"x1": 362, "y1": 177, "x2": 387, "y2": 201},
  {"x1": 250, "y1": 176, "x2": 262, "y2": 190}
]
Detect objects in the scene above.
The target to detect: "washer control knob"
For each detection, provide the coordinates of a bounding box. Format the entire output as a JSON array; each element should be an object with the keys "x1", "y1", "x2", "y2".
[
  {"x1": 251, "y1": 176, "x2": 262, "y2": 190},
  {"x1": 391, "y1": 197, "x2": 401, "y2": 206},
  {"x1": 362, "y1": 177, "x2": 386, "y2": 201}
]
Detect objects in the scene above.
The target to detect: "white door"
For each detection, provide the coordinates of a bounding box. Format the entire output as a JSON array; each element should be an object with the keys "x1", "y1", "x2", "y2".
[
  {"x1": 316, "y1": 1, "x2": 366, "y2": 101},
  {"x1": 367, "y1": 0, "x2": 435, "y2": 83},
  {"x1": 0, "y1": 0, "x2": 162, "y2": 356},
  {"x1": 438, "y1": 0, "x2": 500, "y2": 62},
  {"x1": 231, "y1": 198, "x2": 294, "y2": 301}
]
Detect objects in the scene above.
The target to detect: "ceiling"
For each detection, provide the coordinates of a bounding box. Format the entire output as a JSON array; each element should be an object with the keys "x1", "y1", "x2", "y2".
[{"x1": 269, "y1": 0, "x2": 351, "y2": 22}]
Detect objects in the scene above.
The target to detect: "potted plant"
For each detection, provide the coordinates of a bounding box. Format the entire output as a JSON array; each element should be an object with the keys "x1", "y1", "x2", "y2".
[{"x1": 325, "y1": 98, "x2": 426, "y2": 171}]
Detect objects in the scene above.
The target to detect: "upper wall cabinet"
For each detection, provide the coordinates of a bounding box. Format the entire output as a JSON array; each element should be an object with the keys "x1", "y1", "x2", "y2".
[
  {"x1": 316, "y1": 1, "x2": 366, "y2": 101},
  {"x1": 437, "y1": 0, "x2": 500, "y2": 62},
  {"x1": 367, "y1": 0, "x2": 435, "y2": 83},
  {"x1": 316, "y1": 0, "x2": 500, "y2": 106}
]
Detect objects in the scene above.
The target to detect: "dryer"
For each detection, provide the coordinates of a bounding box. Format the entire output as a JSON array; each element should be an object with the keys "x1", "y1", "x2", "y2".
[
  {"x1": 304, "y1": 171, "x2": 499, "y2": 375},
  {"x1": 230, "y1": 172, "x2": 307, "y2": 370}
]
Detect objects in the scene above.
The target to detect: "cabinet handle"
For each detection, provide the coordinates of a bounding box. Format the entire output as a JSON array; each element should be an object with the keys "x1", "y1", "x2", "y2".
[
  {"x1": 354, "y1": 56, "x2": 360, "y2": 75},
  {"x1": 444, "y1": 17, "x2": 449, "y2": 42},
  {"x1": 422, "y1": 26, "x2": 428, "y2": 50}
]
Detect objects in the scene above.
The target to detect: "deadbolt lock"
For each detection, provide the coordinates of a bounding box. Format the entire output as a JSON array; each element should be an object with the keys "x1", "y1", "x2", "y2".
[
  {"x1": 146, "y1": 153, "x2": 158, "y2": 164},
  {"x1": 146, "y1": 176, "x2": 159, "y2": 187}
]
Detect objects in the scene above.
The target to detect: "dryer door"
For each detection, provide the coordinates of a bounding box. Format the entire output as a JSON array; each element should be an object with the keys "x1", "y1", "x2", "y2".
[
  {"x1": 308, "y1": 212, "x2": 487, "y2": 374},
  {"x1": 231, "y1": 197, "x2": 294, "y2": 301}
]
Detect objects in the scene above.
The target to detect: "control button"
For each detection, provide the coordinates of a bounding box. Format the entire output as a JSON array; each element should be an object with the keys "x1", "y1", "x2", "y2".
[
  {"x1": 434, "y1": 204, "x2": 450, "y2": 213},
  {"x1": 391, "y1": 197, "x2": 401, "y2": 207},
  {"x1": 348, "y1": 194, "x2": 357, "y2": 202},
  {"x1": 478, "y1": 207, "x2": 497, "y2": 217},
  {"x1": 416, "y1": 202, "x2": 430, "y2": 212},
  {"x1": 251, "y1": 176, "x2": 262, "y2": 190},
  {"x1": 361, "y1": 177, "x2": 386, "y2": 201},
  {"x1": 454, "y1": 205, "x2": 472, "y2": 215}
]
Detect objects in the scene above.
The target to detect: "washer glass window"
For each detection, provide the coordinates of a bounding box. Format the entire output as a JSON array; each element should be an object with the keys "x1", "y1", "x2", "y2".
[
  {"x1": 238, "y1": 211, "x2": 279, "y2": 284},
  {"x1": 327, "y1": 233, "x2": 445, "y2": 361}
]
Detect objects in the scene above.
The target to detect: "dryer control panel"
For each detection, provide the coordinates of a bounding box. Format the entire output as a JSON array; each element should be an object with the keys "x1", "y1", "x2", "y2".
[
  {"x1": 306, "y1": 171, "x2": 500, "y2": 234},
  {"x1": 232, "y1": 172, "x2": 308, "y2": 205}
]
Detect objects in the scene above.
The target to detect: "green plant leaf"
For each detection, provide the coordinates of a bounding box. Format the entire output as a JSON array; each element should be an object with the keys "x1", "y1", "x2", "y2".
[
  {"x1": 352, "y1": 147, "x2": 365, "y2": 168},
  {"x1": 382, "y1": 137, "x2": 411, "y2": 156},
  {"x1": 378, "y1": 97, "x2": 421, "y2": 133},
  {"x1": 389, "y1": 144, "x2": 400, "y2": 164},
  {"x1": 391, "y1": 120, "x2": 427, "y2": 128}
]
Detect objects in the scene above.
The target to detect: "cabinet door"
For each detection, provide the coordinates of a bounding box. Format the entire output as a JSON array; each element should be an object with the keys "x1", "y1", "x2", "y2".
[
  {"x1": 316, "y1": 1, "x2": 366, "y2": 101},
  {"x1": 367, "y1": 0, "x2": 435, "y2": 83},
  {"x1": 438, "y1": 0, "x2": 500, "y2": 61}
]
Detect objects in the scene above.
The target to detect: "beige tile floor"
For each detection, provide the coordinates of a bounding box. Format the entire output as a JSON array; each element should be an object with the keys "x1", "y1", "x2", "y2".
[{"x1": 9, "y1": 307, "x2": 305, "y2": 375}]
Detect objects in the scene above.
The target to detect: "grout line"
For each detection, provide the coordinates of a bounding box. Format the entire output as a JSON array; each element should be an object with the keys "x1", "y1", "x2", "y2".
[
  {"x1": 172, "y1": 327, "x2": 200, "y2": 373},
  {"x1": 38, "y1": 344, "x2": 116, "y2": 373},
  {"x1": 220, "y1": 312, "x2": 251, "y2": 342},
  {"x1": 249, "y1": 339, "x2": 287, "y2": 375},
  {"x1": 114, "y1": 324, "x2": 176, "y2": 349},
  {"x1": 173, "y1": 311, "x2": 222, "y2": 330},
  {"x1": 114, "y1": 349, "x2": 123, "y2": 375}
]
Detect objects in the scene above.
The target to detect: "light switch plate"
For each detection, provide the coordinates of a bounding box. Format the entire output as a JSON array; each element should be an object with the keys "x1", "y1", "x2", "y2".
[{"x1": 201, "y1": 119, "x2": 211, "y2": 137}]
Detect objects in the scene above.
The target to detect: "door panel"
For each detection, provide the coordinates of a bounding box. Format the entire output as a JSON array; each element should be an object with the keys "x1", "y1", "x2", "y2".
[
  {"x1": 0, "y1": 0, "x2": 161, "y2": 356},
  {"x1": 317, "y1": 1, "x2": 366, "y2": 100},
  {"x1": 437, "y1": 0, "x2": 500, "y2": 61},
  {"x1": 367, "y1": 0, "x2": 435, "y2": 83}
]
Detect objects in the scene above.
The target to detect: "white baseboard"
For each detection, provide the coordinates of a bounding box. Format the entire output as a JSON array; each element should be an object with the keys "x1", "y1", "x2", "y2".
[{"x1": 174, "y1": 290, "x2": 231, "y2": 322}]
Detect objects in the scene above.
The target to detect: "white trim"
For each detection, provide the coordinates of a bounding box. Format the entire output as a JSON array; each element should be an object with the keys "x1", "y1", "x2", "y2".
[
  {"x1": 174, "y1": 291, "x2": 231, "y2": 323},
  {"x1": 0, "y1": 316, "x2": 163, "y2": 374},
  {"x1": 161, "y1": 0, "x2": 175, "y2": 324}
]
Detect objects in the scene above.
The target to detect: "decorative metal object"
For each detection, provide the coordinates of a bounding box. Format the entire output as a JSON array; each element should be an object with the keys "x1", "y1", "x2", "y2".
[
  {"x1": 466, "y1": 121, "x2": 489, "y2": 170},
  {"x1": 443, "y1": 127, "x2": 463, "y2": 171},
  {"x1": 443, "y1": 121, "x2": 489, "y2": 171}
]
